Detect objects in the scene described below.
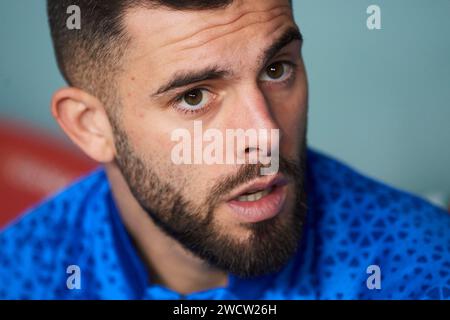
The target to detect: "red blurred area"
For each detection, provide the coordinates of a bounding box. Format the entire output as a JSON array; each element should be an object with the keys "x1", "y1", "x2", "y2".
[{"x1": 0, "y1": 120, "x2": 97, "y2": 228}]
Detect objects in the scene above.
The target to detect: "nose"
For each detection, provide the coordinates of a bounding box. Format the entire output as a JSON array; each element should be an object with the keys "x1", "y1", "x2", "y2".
[{"x1": 227, "y1": 85, "x2": 281, "y2": 165}]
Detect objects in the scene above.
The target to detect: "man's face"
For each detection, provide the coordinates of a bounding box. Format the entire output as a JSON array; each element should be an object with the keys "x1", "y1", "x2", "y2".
[{"x1": 112, "y1": 0, "x2": 309, "y2": 277}]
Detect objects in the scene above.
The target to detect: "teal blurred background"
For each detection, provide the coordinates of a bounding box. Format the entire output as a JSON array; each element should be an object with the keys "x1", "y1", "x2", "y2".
[{"x1": 0, "y1": 1, "x2": 449, "y2": 205}]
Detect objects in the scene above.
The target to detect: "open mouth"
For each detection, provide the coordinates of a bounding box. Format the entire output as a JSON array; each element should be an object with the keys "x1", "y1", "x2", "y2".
[
  {"x1": 236, "y1": 186, "x2": 275, "y2": 202},
  {"x1": 226, "y1": 174, "x2": 289, "y2": 223},
  {"x1": 229, "y1": 173, "x2": 288, "y2": 202}
]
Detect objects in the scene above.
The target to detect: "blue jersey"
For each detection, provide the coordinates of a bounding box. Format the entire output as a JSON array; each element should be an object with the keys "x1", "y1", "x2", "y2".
[{"x1": 0, "y1": 149, "x2": 449, "y2": 299}]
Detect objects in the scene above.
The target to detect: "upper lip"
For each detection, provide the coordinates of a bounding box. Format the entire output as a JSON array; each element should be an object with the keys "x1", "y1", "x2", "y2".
[{"x1": 226, "y1": 173, "x2": 289, "y2": 201}]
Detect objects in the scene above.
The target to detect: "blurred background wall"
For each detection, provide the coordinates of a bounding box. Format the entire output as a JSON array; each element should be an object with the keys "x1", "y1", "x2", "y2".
[{"x1": 0, "y1": 0, "x2": 449, "y2": 208}]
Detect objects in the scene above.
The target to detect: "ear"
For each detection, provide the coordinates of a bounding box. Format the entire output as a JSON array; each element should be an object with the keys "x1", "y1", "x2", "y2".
[{"x1": 51, "y1": 87, "x2": 116, "y2": 163}]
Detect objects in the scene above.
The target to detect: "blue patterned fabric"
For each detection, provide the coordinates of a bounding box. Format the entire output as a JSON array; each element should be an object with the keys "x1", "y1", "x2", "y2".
[{"x1": 0, "y1": 149, "x2": 449, "y2": 299}]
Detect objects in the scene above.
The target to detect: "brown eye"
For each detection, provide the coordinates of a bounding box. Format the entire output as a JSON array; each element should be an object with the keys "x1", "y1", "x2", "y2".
[
  {"x1": 175, "y1": 88, "x2": 214, "y2": 114},
  {"x1": 183, "y1": 89, "x2": 203, "y2": 106},
  {"x1": 266, "y1": 62, "x2": 285, "y2": 79}
]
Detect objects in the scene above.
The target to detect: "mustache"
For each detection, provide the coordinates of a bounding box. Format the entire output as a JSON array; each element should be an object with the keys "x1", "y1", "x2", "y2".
[{"x1": 207, "y1": 156, "x2": 304, "y2": 207}]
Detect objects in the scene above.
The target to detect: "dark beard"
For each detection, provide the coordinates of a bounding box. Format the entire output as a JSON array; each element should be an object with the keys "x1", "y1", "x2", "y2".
[{"x1": 113, "y1": 124, "x2": 308, "y2": 278}]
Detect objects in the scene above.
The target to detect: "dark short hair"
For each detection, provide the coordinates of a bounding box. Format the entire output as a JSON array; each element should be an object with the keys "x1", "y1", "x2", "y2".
[
  {"x1": 47, "y1": 0, "x2": 292, "y2": 106},
  {"x1": 47, "y1": 0, "x2": 234, "y2": 104}
]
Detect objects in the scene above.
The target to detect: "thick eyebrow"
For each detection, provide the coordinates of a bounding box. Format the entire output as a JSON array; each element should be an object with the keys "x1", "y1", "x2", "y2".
[
  {"x1": 152, "y1": 66, "x2": 231, "y2": 97},
  {"x1": 258, "y1": 26, "x2": 303, "y2": 68},
  {"x1": 151, "y1": 27, "x2": 303, "y2": 98}
]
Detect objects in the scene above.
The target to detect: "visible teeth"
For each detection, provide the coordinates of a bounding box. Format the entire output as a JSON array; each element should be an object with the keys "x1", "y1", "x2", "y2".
[{"x1": 237, "y1": 188, "x2": 271, "y2": 202}]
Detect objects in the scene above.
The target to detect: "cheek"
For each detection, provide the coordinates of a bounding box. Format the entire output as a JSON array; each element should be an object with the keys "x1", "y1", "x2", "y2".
[
  {"x1": 123, "y1": 115, "x2": 223, "y2": 204},
  {"x1": 272, "y1": 79, "x2": 308, "y2": 158}
]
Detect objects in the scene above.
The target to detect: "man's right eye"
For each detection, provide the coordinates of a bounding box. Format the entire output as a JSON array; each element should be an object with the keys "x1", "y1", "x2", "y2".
[
  {"x1": 172, "y1": 88, "x2": 215, "y2": 114},
  {"x1": 183, "y1": 89, "x2": 203, "y2": 106}
]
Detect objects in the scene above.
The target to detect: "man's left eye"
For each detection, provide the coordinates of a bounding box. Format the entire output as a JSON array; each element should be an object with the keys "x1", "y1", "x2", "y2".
[{"x1": 259, "y1": 61, "x2": 294, "y2": 82}]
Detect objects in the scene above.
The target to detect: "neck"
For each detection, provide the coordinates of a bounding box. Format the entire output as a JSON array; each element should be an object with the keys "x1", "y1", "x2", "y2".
[{"x1": 105, "y1": 164, "x2": 228, "y2": 295}]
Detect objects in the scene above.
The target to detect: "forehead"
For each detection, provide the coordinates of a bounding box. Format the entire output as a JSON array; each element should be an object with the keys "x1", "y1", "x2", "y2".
[{"x1": 122, "y1": 0, "x2": 295, "y2": 75}]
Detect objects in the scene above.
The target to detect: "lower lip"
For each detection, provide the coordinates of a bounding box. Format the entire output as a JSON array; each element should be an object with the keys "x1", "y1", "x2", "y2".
[{"x1": 226, "y1": 184, "x2": 288, "y2": 223}]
